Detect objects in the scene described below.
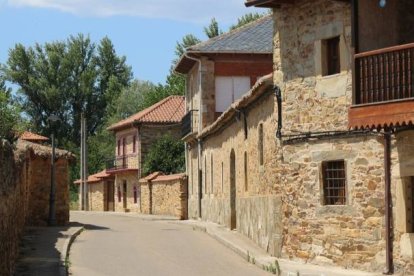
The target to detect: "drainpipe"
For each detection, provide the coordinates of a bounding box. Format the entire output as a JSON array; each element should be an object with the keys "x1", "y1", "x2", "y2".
[
  {"x1": 384, "y1": 129, "x2": 393, "y2": 274},
  {"x1": 274, "y1": 85, "x2": 283, "y2": 139},
  {"x1": 184, "y1": 52, "x2": 204, "y2": 219}
]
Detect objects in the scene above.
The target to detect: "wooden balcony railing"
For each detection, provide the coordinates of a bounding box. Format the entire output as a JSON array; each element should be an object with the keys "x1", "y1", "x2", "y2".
[{"x1": 355, "y1": 43, "x2": 414, "y2": 105}]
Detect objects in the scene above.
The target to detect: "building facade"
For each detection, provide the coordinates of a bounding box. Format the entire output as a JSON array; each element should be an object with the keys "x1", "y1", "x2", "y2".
[
  {"x1": 180, "y1": 1, "x2": 414, "y2": 273},
  {"x1": 176, "y1": 15, "x2": 274, "y2": 221},
  {"x1": 106, "y1": 96, "x2": 185, "y2": 213}
]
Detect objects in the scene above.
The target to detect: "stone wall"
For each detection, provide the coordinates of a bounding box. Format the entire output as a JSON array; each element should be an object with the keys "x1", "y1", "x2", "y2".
[
  {"x1": 0, "y1": 141, "x2": 27, "y2": 276},
  {"x1": 88, "y1": 182, "x2": 105, "y2": 211},
  {"x1": 26, "y1": 156, "x2": 70, "y2": 226},
  {"x1": 274, "y1": 0, "x2": 352, "y2": 134},
  {"x1": 194, "y1": 91, "x2": 284, "y2": 256},
  {"x1": 140, "y1": 174, "x2": 188, "y2": 219}
]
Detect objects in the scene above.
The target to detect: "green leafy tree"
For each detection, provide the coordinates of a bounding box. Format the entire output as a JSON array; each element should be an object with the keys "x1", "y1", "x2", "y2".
[
  {"x1": 0, "y1": 82, "x2": 20, "y2": 142},
  {"x1": 142, "y1": 134, "x2": 185, "y2": 176},
  {"x1": 175, "y1": 34, "x2": 201, "y2": 60},
  {"x1": 229, "y1": 12, "x2": 267, "y2": 31},
  {"x1": 204, "y1": 18, "x2": 223, "y2": 38},
  {"x1": 4, "y1": 34, "x2": 132, "y2": 148}
]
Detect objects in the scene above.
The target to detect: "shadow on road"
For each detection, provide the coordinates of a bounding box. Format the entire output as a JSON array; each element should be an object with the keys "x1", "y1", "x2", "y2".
[{"x1": 69, "y1": 221, "x2": 110, "y2": 231}]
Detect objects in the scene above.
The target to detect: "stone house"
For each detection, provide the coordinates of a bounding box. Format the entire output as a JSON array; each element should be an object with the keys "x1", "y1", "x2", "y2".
[
  {"x1": 175, "y1": 15, "x2": 273, "y2": 220},
  {"x1": 178, "y1": 1, "x2": 414, "y2": 274},
  {"x1": 74, "y1": 170, "x2": 115, "y2": 212},
  {"x1": 106, "y1": 96, "x2": 185, "y2": 213}
]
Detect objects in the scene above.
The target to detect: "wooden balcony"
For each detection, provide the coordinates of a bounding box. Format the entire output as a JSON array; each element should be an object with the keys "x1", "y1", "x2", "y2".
[
  {"x1": 349, "y1": 43, "x2": 414, "y2": 129},
  {"x1": 106, "y1": 154, "x2": 138, "y2": 173}
]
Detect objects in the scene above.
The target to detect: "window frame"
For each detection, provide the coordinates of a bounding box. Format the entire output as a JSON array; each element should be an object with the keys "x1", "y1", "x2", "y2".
[
  {"x1": 323, "y1": 36, "x2": 341, "y2": 76},
  {"x1": 321, "y1": 159, "x2": 347, "y2": 205}
]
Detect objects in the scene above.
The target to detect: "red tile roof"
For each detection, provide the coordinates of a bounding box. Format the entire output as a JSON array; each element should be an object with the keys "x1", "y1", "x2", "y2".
[
  {"x1": 107, "y1": 96, "x2": 185, "y2": 131},
  {"x1": 74, "y1": 170, "x2": 113, "y2": 184},
  {"x1": 20, "y1": 131, "x2": 49, "y2": 142},
  {"x1": 139, "y1": 172, "x2": 186, "y2": 183}
]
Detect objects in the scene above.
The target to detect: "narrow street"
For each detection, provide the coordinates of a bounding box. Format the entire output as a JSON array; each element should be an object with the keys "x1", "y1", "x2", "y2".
[{"x1": 69, "y1": 212, "x2": 269, "y2": 276}]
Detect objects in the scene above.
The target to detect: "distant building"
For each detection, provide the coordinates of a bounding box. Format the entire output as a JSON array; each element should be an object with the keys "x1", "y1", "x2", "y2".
[{"x1": 76, "y1": 96, "x2": 185, "y2": 213}]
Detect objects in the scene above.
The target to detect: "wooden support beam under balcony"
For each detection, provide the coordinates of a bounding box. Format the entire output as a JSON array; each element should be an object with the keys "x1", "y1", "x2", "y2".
[{"x1": 349, "y1": 100, "x2": 414, "y2": 129}]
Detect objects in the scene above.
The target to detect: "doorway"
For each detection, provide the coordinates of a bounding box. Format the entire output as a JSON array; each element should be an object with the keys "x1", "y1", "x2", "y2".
[
  {"x1": 106, "y1": 181, "x2": 115, "y2": 211},
  {"x1": 230, "y1": 149, "x2": 236, "y2": 230}
]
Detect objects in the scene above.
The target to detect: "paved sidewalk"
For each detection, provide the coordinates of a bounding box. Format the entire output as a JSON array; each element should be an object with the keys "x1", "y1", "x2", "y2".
[
  {"x1": 175, "y1": 220, "x2": 384, "y2": 276},
  {"x1": 14, "y1": 224, "x2": 83, "y2": 276}
]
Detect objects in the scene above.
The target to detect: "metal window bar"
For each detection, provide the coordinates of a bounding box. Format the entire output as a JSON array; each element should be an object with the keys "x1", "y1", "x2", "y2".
[{"x1": 323, "y1": 160, "x2": 346, "y2": 205}]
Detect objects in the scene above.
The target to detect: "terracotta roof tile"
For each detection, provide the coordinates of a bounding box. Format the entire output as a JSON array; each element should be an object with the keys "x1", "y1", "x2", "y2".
[
  {"x1": 108, "y1": 96, "x2": 185, "y2": 131},
  {"x1": 20, "y1": 131, "x2": 49, "y2": 142},
  {"x1": 151, "y1": 173, "x2": 186, "y2": 182},
  {"x1": 74, "y1": 170, "x2": 113, "y2": 184},
  {"x1": 139, "y1": 172, "x2": 186, "y2": 183}
]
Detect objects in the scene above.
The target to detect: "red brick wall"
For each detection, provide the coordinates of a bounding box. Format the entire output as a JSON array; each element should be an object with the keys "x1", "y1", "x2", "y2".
[{"x1": 214, "y1": 61, "x2": 273, "y2": 86}]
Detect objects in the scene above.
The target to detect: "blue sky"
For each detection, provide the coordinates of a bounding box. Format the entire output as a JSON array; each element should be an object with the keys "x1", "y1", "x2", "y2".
[{"x1": 0, "y1": 0, "x2": 261, "y2": 85}]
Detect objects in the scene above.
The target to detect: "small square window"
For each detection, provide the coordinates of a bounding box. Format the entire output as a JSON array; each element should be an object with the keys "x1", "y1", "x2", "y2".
[
  {"x1": 322, "y1": 36, "x2": 340, "y2": 76},
  {"x1": 322, "y1": 160, "x2": 346, "y2": 205}
]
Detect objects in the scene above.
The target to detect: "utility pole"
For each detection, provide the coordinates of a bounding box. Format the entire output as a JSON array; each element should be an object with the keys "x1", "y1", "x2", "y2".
[
  {"x1": 83, "y1": 115, "x2": 89, "y2": 211},
  {"x1": 80, "y1": 113, "x2": 89, "y2": 211},
  {"x1": 80, "y1": 113, "x2": 84, "y2": 210}
]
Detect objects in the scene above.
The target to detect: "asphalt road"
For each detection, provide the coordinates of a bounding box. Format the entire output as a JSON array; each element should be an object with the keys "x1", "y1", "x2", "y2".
[{"x1": 69, "y1": 212, "x2": 269, "y2": 276}]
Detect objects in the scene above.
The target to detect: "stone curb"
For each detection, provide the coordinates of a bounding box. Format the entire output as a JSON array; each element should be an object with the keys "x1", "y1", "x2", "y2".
[{"x1": 59, "y1": 227, "x2": 84, "y2": 276}]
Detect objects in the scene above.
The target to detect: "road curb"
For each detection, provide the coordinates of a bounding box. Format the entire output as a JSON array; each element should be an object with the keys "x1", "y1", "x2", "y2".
[
  {"x1": 190, "y1": 224, "x2": 258, "y2": 271},
  {"x1": 59, "y1": 227, "x2": 84, "y2": 276}
]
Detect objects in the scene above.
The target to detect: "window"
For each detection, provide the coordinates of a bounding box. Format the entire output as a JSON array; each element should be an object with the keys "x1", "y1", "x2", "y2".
[
  {"x1": 133, "y1": 186, "x2": 138, "y2": 204},
  {"x1": 122, "y1": 138, "x2": 126, "y2": 156},
  {"x1": 322, "y1": 160, "x2": 346, "y2": 205},
  {"x1": 210, "y1": 154, "x2": 214, "y2": 194},
  {"x1": 133, "y1": 135, "x2": 136, "y2": 153},
  {"x1": 204, "y1": 156, "x2": 207, "y2": 194},
  {"x1": 323, "y1": 36, "x2": 340, "y2": 76},
  {"x1": 215, "y1": 76, "x2": 251, "y2": 112},
  {"x1": 117, "y1": 140, "x2": 121, "y2": 156},
  {"x1": 117, "y1": 186, "x2": 121, "y2": 202},
  {"x1": 258, "y1": 124, "x2": 264, "y2": 166},
  {"x1": 244, "y1": 152, "x2": 248, "y2": 192}
]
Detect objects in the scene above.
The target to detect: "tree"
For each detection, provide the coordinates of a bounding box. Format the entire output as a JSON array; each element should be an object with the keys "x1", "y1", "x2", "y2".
[
  {"x1": 142, "y1": 134, "x2": 185, "y2": 176},
  {"x1": 229, "y1": 12, "x2": 267, "y2": 31},
  {"x1": 204, "y1": 18, "x2": 223, "y2": 39},
  {"x1": 0, "y1": 77, "x2": 21, "y2": 142},
  {"x1": 4, "y1": 34, "x2": 132, "y2": 148},
  {"x1": 174, "y1": 34, "x2": 201, "y2": 61}
]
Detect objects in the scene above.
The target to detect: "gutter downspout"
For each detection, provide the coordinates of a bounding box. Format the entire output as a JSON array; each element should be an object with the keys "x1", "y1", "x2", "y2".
[
  {"x1": 384, "y1": 129, "x2": 393, "y2": 275},
  {"x1": 274, "y1": 85, "x2": 282, "y2": 139},
  {"x1": 184, "y1": 52, "x2": 204, "y2": 219}
]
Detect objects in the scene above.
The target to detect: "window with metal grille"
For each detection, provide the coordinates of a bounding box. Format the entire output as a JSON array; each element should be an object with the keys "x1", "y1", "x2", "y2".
[
  {"x1": 322, "y1": 160, "x2": 346, "y2": 205},
  {"x1": 324, "y1": 36, "x2": 340, "y2": 76}
]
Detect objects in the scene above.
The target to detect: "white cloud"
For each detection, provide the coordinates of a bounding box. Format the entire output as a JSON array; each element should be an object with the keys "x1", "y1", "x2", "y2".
[{"x1": 6, "y1": 0, "x2": 261, "y2": 24}]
